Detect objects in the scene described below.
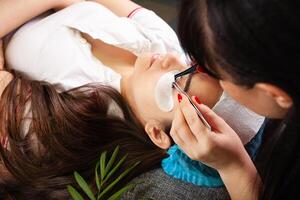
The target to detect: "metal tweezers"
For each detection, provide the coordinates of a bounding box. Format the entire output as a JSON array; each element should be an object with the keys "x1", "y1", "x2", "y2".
[{"x1": 172, "y1": 81, "x2": 211, "y2": 131}]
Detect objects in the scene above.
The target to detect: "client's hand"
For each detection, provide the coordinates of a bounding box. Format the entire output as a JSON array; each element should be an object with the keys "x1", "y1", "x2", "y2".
[{"x1": 170, "y1": 94, "x2": 251, "y2": 172}]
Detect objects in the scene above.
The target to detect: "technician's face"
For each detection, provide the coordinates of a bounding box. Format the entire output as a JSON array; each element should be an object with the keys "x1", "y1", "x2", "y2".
[{"x1": 220, "y1": 78, "x2": 291, "y2": 119}]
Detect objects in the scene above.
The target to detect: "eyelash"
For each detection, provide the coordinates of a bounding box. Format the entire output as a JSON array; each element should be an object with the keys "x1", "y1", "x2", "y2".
[{"x1": 183, "y1": 74, "x2": 193, "y2": 92}]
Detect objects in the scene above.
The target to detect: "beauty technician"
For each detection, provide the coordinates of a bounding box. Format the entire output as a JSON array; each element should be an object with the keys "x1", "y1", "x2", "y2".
[{"x1": 171, "y1": 1, "x2": 300, "y2": 200}]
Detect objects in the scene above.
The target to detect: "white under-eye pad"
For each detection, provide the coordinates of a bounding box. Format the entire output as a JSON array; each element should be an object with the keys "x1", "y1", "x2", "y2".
[{"x1": 155, "y1": 70, "x2": 180, "y2": 112}]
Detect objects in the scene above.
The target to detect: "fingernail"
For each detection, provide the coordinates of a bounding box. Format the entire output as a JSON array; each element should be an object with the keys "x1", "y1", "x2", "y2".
[
  {"x1": 194, "y1": 96, "x2": 202, "y2": 104},
  {"x1": 177, "y1": 93, "x2": 182, "y2": 103}
]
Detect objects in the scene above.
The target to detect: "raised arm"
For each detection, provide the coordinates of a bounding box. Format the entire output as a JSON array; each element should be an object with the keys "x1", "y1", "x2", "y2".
[
  {"x1": 0, "y1": 39, "x2": 13, "y2": 96},
  {"x1": 0, "y1": 0, "x2": 83, "y2": 38},
  {"x1": 89, "y1": 0, "x2": 140, "y2": 17}
]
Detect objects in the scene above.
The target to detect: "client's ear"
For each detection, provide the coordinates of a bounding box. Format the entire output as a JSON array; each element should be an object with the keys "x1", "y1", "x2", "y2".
[
  {"x1": 145, "y1": 120, "x2": 171, "y2": 149},
  {"x1": 256, "y1": 83, "x2": 293, "y2": 108}
]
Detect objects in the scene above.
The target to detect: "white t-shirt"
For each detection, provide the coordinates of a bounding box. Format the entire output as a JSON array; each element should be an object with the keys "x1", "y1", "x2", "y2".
[{"x1": 5, "y1": 1, "x2": 183, "y2": 91}]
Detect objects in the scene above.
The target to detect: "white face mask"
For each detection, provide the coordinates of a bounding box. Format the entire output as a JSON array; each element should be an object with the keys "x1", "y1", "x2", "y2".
[
  {"x1": 212, "y1": 92, "x2": 265, "y2": 144},
  {"x1": 154, "y1": 70, "x2": 179, "y2": 112}
]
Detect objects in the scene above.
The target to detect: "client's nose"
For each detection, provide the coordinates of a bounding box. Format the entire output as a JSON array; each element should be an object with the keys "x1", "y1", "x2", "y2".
[{"x1": 161, "y1": 53, "x2": 186, "y2": 71}]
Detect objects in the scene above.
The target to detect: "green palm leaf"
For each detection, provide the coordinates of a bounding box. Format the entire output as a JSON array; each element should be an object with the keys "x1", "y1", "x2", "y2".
[
  {"x1": 107, "y1": 183, "x2": 137, "y2": 200},
  {"x1": 105, "y1": 146, "x2": 119, "y2": 175},
  {"x1": 95, "y1": 162, "x2": 101, "y2": 192},
  {"x1": 74, "y1": 171, "x2": 96, "y2": 200},
  {"x1": 68, "y1": 147, "x2": 145, "y2": 200},
  {"x1": 67, "y1": 185, "x2": 85, "y2": 200},
  {"x1": 100, "y1": 151, "x2": 107, "y2": 180},
  {"x1": 101, "y1": 154, "x2": 128, "y2": 186},
  {"x1": 98, "y1": 161, "x2": 140, "y2": 199}
]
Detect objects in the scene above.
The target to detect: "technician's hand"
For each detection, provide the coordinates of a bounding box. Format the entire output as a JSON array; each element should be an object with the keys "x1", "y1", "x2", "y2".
[{"x1": 170, "y1": 94, "x2": 251, "y2": 172}]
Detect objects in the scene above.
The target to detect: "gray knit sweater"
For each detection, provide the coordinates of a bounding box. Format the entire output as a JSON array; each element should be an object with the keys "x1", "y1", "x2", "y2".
[{"x1": 121, "y1": 168, "x2": 230, "y2": 200}]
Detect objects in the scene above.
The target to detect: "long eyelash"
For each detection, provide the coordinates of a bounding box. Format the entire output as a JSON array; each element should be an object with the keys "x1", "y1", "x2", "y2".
[{"x1": 183, "y1": 74, "x2": 193, "y2": 92}]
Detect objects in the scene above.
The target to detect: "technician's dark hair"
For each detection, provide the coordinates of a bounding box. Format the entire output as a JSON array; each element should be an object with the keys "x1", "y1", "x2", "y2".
[
  {"x1": 0, "y1": 75, "x2": 167, "y2": 199},
  {"x1": 178, "y1": 0, "x2": 300, "y2": 199}
]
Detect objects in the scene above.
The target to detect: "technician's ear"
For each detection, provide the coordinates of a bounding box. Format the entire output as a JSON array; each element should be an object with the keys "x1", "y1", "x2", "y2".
[
  {"x1": 256, "y1": 83, "x2": 293, "y2": 108},
  {"x1": 145, "y1": 120, "x2": 171, "y2": 149}
]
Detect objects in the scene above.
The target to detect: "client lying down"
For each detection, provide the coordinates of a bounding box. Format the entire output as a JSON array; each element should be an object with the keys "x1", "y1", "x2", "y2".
[{"x1": 1, "y1": 0, "x2": 264, "y2": 198}]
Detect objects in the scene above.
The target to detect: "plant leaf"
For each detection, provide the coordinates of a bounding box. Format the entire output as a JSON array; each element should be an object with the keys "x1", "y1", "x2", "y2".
[
  {"x1": 95, "y1": 162, "x2": 101, "y2": 192},
  {"x1": 101, "y1": 154, "x2": 128, "y2": 186},
  {"x1": 67, "y1": 185, "x2": 85, "y2": 200},
  {"x1": 100, "y1": 151, "x2": 107, "y2": 180},
  {"x1": 107, "y1": 183, "x2": 137, "y2": 200},
  {"x1": 74, "y1": 171, "x2": 96, "y2": 200},
  {"x1": 105, "y1": 146, "x2": 119, "y2": 175},
  {"x1": 98, "y1": 161, "x2": 140, "y2": 199}
]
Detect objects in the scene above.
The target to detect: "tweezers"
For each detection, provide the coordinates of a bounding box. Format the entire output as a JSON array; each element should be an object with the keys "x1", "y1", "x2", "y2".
[{"x1": 173, "y1": 82, "x2": 211, "y2": 131}]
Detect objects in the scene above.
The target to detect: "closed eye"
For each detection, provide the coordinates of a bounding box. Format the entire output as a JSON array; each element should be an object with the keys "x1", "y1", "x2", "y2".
[
  {"x1": 173, "y1": 73, "x2": 193, "y2": 94},
  {"x1": 183, "y1": 74, "x2": 193, "y2": 93}
]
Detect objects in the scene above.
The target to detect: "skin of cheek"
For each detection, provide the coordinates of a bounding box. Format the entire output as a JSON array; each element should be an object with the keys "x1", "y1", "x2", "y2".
[
  {"x1": 129, "y1": 71, "x2": 170, "y2": 125},
  {"x1": 175, "y1": 73, "x2": 222, "y2": 109},
  {"x1": 190, "y1": 74, "x2": 222, "y2": 108},
  {"x1": 130, "y1": 54, "x2": 181, "y2": 125},
  {"x1": 220, "y1": 80, "x2": 286, "y2": 118}
]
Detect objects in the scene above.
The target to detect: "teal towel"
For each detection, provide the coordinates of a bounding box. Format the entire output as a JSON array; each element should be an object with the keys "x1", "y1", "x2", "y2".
[{"x1": 162, "y1": 145, "x2": 223, "y2": 187}]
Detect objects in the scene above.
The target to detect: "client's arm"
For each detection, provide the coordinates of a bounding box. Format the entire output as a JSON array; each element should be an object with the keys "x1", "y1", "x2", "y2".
[
  {"x1": 0, "y1": 40, "x2": 4, "y2": 69},
  {"x1": 89, "y1": 0, "x2": 140, "y2": 17},
  {"x1": 0, "y1": 40, "x2": 13, "y2": 96},
  {"x1": 0, "y1": 0, "x2": 83, "y2": 38}
]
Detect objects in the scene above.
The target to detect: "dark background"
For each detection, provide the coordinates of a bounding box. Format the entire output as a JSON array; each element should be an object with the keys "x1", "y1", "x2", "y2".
[{"x1": 133, "y1": 0, "x2": 179, "y2": 30}]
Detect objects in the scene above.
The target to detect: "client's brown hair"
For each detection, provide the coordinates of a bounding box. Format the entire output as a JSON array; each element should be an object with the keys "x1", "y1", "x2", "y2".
[{"x1": 0, "y1": 76, "x2": 167, "y2": 199}]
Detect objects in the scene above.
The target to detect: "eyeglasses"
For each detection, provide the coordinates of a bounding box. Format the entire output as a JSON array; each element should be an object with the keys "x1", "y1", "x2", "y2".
[
  {"x1": 174, "y1": 63, "x2": 201, "y2": 81},
  {"x1": 175, "y1": 62, "x2": 221, "y2": 81},
  {"x1": 173, "y1": 66, "x2": 212, "y2": 131}
]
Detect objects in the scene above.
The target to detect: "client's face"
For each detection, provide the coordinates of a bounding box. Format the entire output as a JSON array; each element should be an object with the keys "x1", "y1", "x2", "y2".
[{"x1": 127, "y1": 53, "x2": 222, "y2": 147}]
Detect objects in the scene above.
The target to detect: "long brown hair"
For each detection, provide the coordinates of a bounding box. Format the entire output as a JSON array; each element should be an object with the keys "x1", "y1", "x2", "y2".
[{"x1": 0, "y1": 75, "x2": 167, "y2": 199}]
